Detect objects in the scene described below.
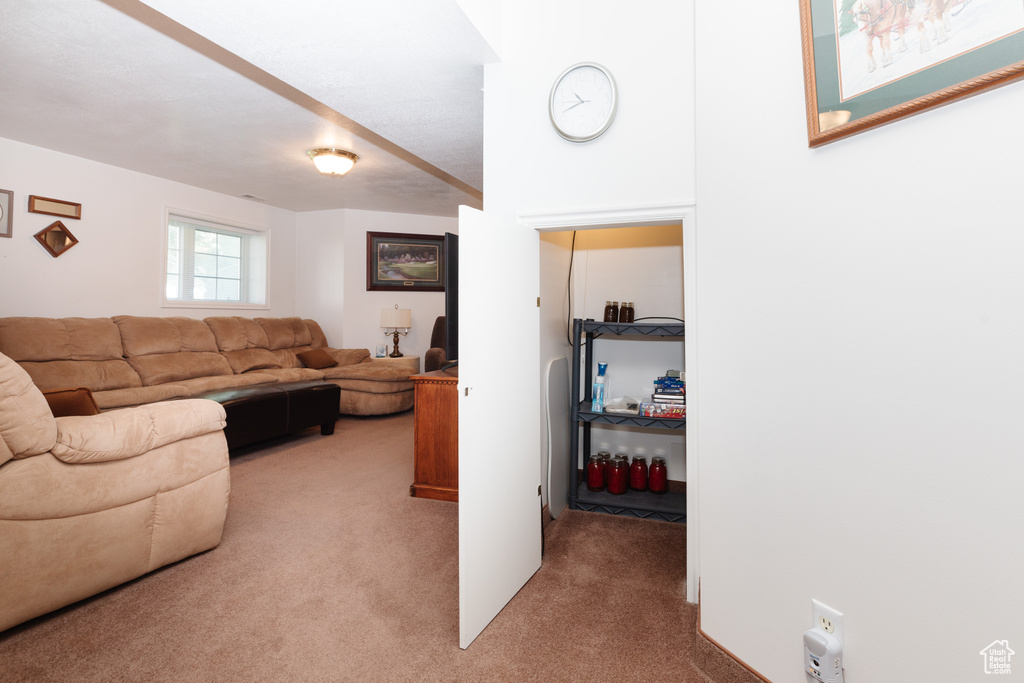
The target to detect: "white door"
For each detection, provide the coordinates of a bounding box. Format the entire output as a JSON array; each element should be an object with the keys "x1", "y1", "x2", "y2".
[{"x1": 458, "y1": 206, "x2": 542, "y2": 649}]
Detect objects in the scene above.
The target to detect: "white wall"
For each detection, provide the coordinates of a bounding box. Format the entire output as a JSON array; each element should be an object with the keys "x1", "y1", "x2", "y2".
[
  {"x1": 696, "y1": 3, "x2": 1024, "y2": 682},
  {"x1": 0, "y1": 137, "x2": 297, "y2": 318},
  {"x1": 295, "y1": 208, "x2": 457, "y2": 359},
  {"x1": 483, "y1": 0, "x2": 695, "y2": 221}
]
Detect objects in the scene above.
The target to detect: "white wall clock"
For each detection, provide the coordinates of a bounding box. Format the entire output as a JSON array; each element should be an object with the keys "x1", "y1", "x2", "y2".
[{"x1": 549, "y1": 62, "x2": 618, "y2": 143}]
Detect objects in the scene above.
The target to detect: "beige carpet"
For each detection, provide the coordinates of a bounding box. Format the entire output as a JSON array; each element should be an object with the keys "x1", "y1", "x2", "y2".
[{"x1": 0, "y1": 411, "x2": 748, "y2": 682}]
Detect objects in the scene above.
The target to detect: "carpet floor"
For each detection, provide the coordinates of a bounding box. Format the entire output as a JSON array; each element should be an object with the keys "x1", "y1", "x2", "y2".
[{"x1": 0, "y1": 411, "x2": 728, "y2": 682}]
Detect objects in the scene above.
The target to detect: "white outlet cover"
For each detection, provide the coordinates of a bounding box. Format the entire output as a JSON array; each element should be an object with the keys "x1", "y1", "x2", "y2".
[{"x1": 812, "y1": 599, "x2": 844, "y2": 649}]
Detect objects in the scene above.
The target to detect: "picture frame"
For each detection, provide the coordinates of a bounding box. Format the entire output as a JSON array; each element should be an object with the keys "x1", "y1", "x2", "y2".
[
  {"x1": 28, "y1": 195, "x2": 82, "y2": 219},
  {"x1": 0, "y1": 189, "x2": 12, "y2": 238},
  {"x1": 799, "y1": 0, "x2": 1024, "y2": 147},
  {"x1": 34, "y1": 220, "x2": 79, "y2": 258},
  {"x1": 366, "y1": 231, "x2": 445, "y2": 292}
]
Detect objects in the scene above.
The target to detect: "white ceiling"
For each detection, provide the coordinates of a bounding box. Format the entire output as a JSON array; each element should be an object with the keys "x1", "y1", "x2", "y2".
[{"x1": 0, "y1": 0, "x2": 496, "y2": 215}]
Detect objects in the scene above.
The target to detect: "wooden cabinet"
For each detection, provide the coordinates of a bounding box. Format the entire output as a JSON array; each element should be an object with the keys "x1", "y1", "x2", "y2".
[{"x1": 410, "y1": 369, "x2": 458, "y2": 501}]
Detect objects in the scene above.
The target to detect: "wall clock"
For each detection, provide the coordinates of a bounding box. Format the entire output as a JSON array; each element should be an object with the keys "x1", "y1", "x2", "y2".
[{"x1": 549, "y1": 62, "x2": 617, "y2": 143}]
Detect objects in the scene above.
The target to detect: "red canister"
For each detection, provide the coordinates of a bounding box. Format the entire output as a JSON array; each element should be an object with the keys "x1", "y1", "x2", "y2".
[
  {"x1": 586, "y1": 455, "x2": 605, "y2": 492},
  {"x1": 649, "y1": 457, "x2": 668, "y2": 494},
  {"x1": 607, "y1": 458, "x2": 628, "y2": 495},
  {"x1": 629, "y1": 456, "x2": 648, "y2": 491}
]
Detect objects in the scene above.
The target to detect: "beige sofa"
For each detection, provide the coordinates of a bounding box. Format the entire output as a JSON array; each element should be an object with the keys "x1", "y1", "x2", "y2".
[
  {"x1": 0, "y1": 315, "x2": 415, "y2": 416},
  {"x1": 0, "y1": 350, "x2": 230, "y2": 632}
]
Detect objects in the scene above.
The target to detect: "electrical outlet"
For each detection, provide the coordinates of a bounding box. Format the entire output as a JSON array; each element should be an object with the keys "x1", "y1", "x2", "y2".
[{"x1": 812, "y1": 599, "x2": 844, "y2": 648}]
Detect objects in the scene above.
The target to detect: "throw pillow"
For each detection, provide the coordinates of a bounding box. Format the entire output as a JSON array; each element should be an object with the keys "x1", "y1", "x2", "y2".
[
  {"x1": 297, "y1": 348, "x2": 338, "y2": 369},
  {"x1": 43, "y1": 387, "x2": 101, "y2": 417}
]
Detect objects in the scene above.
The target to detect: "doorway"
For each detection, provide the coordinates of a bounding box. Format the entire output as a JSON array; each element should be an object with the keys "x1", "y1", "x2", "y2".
[{"x1": 521, "y1": 202, "x2": 698, "y2": 604}]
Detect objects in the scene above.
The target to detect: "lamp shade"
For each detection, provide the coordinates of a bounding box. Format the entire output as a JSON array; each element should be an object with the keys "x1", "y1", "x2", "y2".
[
  {"x1": 307, "y1": 148, "x2": 358, "y2": 176},
  {"x1": 381, "y1": 308, "x2": 412, "y2": 329}
]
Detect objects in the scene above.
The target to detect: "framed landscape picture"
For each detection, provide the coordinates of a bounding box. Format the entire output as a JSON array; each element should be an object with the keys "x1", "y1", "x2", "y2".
[
  {"x1": 800, "y1": 0, "x2": 1024, "y2": 146},
  {"x1": 366, "y1": 231, "x2": 445, "y2": 292}
]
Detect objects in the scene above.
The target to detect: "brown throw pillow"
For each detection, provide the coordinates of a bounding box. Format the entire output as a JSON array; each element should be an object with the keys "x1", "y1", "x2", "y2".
[
  {"x1": 43, "y1": 387, "x2": 101, "y2": 417},
  {"x1": 296, "y1": 348, "x2": 338, "y2": 369}
]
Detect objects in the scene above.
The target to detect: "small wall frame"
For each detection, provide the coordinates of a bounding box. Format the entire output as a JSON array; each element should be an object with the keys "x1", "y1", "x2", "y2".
[
  {"x1": 0, "y1": 189, "x2": 12, "y2": 238},
  {"x1": 28, "y1": 195, "x2": 82, "y2": 220},
  {"x1": 34, "y1": 220, "x2": 79, "y2": 257}
]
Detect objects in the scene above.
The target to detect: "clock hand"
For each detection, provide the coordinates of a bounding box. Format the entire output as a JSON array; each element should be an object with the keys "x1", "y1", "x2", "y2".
[{"x1": 563, "y1": 101, "x2": 585, "y2": 113}]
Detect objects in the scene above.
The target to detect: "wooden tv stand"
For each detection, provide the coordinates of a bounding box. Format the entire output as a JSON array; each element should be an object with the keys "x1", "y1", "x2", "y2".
[{"x1": 409, "y1": 368, "x2": 458, "y2": 501}]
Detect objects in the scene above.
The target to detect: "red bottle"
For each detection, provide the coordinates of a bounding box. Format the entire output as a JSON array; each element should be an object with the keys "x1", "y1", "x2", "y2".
[
  {"x1": 629, "y1": 456, "x2": 648, "y2": 491},
  {"x1": 586, "y1": 455, "x2": 605, "y2": 492},
  {"x1": 607, "y1": 458, "x2": 628, "y2": 495},
  {"x1": 649, "y1": 457, "x2": 668, "y2": 494}
]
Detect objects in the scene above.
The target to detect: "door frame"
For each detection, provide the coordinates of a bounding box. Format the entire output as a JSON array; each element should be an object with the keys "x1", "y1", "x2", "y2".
[{"x1": 518, "y1": 202, "x2": 699, "y2": 604}]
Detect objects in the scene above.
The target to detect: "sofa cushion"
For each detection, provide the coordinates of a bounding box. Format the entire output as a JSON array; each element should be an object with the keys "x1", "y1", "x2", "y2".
[
  {"x1": 304, "y1": 319, "x2": 329, "y2": 348},
  {"x1": 331, "y1": 348, "x2": 372, "y2": 366},
  {"x1": 0, "y1": 352, "x2": 58, "y2": 459},
  {"x1": 172, "y1": 372, "x2": 279, "y2": 395},
  {"x1": 18, "y1": 359, "x2": 142, "y2": 393},
  {"x1": 222, "y1": 348, "x2": 282, "y2": 374},
  {"x1": 0, "y1": 317, "x2": 142, "y2": 393},
  {"x1": 249, "y1": 368, "x2": 325, "y2": 383},
  {"x1": 43, "y1": 387, "x2": 101, "y2": 417},
  {"x1": 0, "y1": 317, "x2": 123, "y2": 361},
  {"x1": 296, "y1": 348, "x2": 337, "y2": 369},
  {"x1": 94, "y1": 384, "x2": 192, "y2": 410},
  {"x1": 114, "y1": 316, "x2": 219, "y2": 356},
  {"x1": 256, "y1": 317, "x2": 312, "y2": 350},
  {"x1": 322, "y1": 363, "x2": 415, "y2": 393},
  {"x1": 128, "y1": 351, "x2": 233, "y2": 386},
  {"x1": 205, "y1": 316, "x2": 270, "y2": 352}
]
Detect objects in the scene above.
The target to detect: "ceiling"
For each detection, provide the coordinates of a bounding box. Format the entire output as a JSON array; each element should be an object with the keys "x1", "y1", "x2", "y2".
[{"x1": 0, "y1": 0, "x2": 495, "y2": 216}]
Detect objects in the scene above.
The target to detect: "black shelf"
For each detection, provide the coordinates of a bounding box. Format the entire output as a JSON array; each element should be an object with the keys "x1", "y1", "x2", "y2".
[
  {"x1": 568, "y1": 317, "x2": 686, "y2": 524},
  {"x1": 573, "y1": 484, "x2": 686, "y2": 524},
  {"x1": 583, "y1": 320, "x2": 684, "y2": 337},
  {"x1": 576, "y1": 402, "x2": 686, "y2": 430}
]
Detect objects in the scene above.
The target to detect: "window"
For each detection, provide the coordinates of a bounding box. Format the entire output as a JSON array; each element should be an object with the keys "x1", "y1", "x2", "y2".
[{"x1": 164, "y1": 213, "x2": 268, "y2": 307}]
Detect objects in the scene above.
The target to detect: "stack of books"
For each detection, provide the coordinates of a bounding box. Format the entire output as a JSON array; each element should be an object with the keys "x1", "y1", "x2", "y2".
[
  {"x1": 640, "y1": 372, "x2": 686, "y2": 418},
  {"x1": 653, "y1": 374, "x2": 685, "y2": 405}
]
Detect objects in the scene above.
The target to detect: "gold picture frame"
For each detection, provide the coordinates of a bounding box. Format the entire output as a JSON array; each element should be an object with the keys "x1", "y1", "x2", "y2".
[
  {"x1": 800, "y1": 0, "x2": 1024, "y2": 147},
  {"x1": 28, "y1": 195, "x2": 82, "y2": 220}
]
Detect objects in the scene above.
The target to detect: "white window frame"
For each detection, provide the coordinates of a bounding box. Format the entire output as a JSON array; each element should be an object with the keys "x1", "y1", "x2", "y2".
[{"x1": 162, "y1": 209, "x2": 270, "y2": 310}]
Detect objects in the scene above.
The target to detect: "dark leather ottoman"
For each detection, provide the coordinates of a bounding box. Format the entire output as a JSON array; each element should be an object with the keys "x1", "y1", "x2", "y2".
[{"x1": 193, "y1": 381, "x2": 340, "y2": 451}]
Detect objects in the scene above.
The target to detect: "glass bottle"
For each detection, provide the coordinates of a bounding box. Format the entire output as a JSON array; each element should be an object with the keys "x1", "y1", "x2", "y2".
[
  {"x1": 607, "y1": 458, "x2": 628, "y2": 495},
  {"x1": 629, "y1": 455, "x2": 648, "y2": 491},
  {"x1": 624, "y1": 302, "x2": 635, "y2": 323},
  {"x1": 618, "y1": 301, "x2": 634, "y2": 323},
  {"x1": 586, "y1": 455, "x2": 605, "y2": 492},
  {"x1": 649, "y1": 457, "x2": 668, "y2": 494},
  {"x1": 603, "y1": 301, "x2": 619, "y2": 323},
  {"x1": 598, "y1": 451, "x2": 612, "y2": 482}
]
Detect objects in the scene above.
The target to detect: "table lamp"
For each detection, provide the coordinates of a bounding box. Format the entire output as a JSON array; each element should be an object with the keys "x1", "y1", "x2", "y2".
[{"x1": 381, "y1": 305, "x2": 412, "y2": 357}]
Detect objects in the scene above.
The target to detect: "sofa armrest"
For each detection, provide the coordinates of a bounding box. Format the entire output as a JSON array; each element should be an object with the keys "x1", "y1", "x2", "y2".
[{"x1": 50, "y1": 399, "x2": 227, "y2": 464}]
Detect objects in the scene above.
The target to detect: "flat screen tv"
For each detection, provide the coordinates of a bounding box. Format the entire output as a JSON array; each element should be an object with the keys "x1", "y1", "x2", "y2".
[{"x1": 443, "y1": 232, "x2": 458, "y2": 367}]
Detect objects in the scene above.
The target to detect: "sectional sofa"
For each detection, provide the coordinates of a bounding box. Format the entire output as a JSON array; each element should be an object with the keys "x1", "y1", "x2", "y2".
[{"x1": 0, "y1": 315, "x2": 415, "y2": 417}]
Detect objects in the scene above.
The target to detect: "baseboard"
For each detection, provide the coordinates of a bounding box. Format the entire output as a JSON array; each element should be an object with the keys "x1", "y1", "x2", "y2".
[{"x1": 694, "y1": 585, "x2": 772, "y2": 683}]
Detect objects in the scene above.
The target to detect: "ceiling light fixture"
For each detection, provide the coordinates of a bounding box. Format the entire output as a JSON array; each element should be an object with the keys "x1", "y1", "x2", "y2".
[{"x1": 307, "y1": 148, "x2": 359, "y2": 176}]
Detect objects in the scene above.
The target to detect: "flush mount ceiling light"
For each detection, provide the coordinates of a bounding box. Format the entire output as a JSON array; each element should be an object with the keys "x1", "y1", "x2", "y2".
[{"x1": 307, "y1": 148, "x2": 359, "y2": 176}]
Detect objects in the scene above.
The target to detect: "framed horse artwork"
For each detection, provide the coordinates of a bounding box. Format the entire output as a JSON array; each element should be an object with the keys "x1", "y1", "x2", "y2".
[{"x1": 799, "y1": 0, "x2": 1024, "y2": 146}]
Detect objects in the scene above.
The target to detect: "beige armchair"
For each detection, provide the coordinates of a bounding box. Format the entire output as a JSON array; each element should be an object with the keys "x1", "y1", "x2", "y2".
[{"x1": 0, "y1": 351, "x2": 230, "y2": 632}]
